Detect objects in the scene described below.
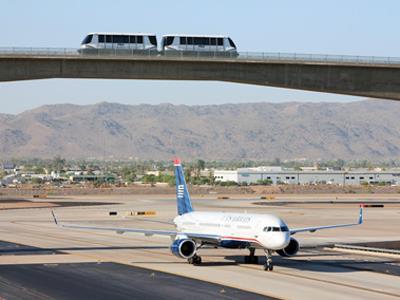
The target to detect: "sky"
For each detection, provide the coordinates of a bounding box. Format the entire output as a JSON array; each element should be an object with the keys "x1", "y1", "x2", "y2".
[{"x1": 1, "y1": 0, "x2": 400, "y2": 114}]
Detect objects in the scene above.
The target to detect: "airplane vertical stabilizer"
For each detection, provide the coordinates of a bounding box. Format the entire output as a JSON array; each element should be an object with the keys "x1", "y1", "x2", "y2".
[{"x1": 174, "y1": 158, "x2": 193, "y2": 215}]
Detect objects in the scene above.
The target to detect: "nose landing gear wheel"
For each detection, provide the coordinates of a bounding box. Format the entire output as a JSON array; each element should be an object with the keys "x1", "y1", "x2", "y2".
[
  {"x1": 263, "y1": 262, "x2": 273, "y2": 271},
  {"x1": 264, "y1": 249, "x2": 274, "y2": 271}
]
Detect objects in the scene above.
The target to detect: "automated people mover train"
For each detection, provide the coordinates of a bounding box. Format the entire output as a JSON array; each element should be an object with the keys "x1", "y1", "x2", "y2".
[
  {"x1": 79, "y1": 33, "x2": 238, "y2": 55},
  {"x1": 79, "y1": 32, "x2": 158, "y2": 53},
  {"x1": 161, "y1": 34, "x2": 238, "y2": 55},
  {"x1": 52, "y1": 159, "x2": 364, "y2": 271}
]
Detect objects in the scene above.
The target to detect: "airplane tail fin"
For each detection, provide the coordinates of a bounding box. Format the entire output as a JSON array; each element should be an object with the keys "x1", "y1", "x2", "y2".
[
  {"x1": 174, "y1": 158, "x2": 193, "y2": 215},
  {"x1": 358, "y1": 204, "x2": 364, "y2": 225}
]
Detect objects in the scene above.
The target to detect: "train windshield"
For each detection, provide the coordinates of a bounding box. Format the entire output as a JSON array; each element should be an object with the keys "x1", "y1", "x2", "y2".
[
  {"x1": 81, "y1": 34, "x2": 93, "y2": 45},
  {"x1": 228, "y1": 38, "x2": 236, "y2": 48},
  {"x1": 149, "y1": 36, "x2": 157, "y2": 45},
  {"x1": 164, "y1": 36, "x2": 174, "y2": 46}
]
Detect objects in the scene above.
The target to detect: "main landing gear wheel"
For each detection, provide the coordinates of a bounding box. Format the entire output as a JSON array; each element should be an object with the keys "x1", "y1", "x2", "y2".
[
  {"x1": 244, "y1": 248, "x2": 258, "y2": 264},
  {"x1": 188, "y1": 255, "x2": 202, "y2": 265},
  {"x1": 263, "y1": 250, "x2": 273, "y2": 271}
]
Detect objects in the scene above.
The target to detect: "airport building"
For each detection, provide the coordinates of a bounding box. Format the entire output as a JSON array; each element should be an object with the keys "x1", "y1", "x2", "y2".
[{"x1": 214, "y1": 167, "x2": 400, "y2": 185}]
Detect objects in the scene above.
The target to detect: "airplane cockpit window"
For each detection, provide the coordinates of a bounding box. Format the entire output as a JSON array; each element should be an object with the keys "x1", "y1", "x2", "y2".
[
  {"x1": 280, "y1": 226, "x2": 289, "y2": 232},
  {"x1": 264, "y1": 226, "x2": 288, "y2": 232}
]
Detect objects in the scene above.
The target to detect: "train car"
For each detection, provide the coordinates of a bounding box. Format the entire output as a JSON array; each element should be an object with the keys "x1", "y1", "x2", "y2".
[
  {"x1": 79, "y1": 32, "x2": 157, "y2": 54},
  {"x1": 161, "y1": 34, "x2": 238, "y2": 56}
]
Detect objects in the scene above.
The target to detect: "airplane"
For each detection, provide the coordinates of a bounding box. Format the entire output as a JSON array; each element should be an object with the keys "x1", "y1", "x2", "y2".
[{"x1": 51, "y1": 158, "x2": 364, "y2": 271}]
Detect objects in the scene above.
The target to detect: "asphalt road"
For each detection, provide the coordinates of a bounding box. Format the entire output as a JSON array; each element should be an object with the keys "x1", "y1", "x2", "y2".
[{"x1": 0, "y1": 262, "x2": 272, "y2": 300}]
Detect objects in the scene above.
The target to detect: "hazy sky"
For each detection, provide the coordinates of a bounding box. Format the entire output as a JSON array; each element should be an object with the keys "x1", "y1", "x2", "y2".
[{"x1": 1, "y1": 0, "x2": 400, "y2": 114}]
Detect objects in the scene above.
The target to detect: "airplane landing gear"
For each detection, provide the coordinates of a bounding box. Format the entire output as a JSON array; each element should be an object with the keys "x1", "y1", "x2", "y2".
[
  {"x1": 244, "y1": 247, "x2": 258, "y2": 264},
  {"x1": 263, "y1": 250, "x2": 273, "y2": 271},
  {"x1": 188, "y1": 254, "x2": 202, "y2": 265}
]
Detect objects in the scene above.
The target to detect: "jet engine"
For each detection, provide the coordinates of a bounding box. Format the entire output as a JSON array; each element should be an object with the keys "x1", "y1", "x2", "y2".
[
  {"x1": 170, "y1": 239, "x2": 196, "y2": 259},
  {"x1": 276, "y1": 238, "x2": 299, "y2": 257}
]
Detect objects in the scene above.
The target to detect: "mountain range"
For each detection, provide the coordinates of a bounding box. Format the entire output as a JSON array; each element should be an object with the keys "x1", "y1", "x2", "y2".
[{"x1": 1, "y1": 100, "x2": 400, "y2": 160}]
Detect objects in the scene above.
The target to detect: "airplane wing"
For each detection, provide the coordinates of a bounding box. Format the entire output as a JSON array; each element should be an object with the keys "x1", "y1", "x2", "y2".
[
  {"x1": 289, "y1": 206, "x2": 364, "y2": 235},
  {"x1": 51, "y1": 210, "x2": 220, "y2": 242}
]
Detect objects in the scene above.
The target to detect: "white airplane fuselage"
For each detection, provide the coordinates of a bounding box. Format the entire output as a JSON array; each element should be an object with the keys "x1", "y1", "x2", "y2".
[{"x1": 174, "y1": 211, "x2": 291, "y2": 250}]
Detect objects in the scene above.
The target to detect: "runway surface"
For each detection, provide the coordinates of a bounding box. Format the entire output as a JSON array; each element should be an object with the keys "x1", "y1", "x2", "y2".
[
  {"x1": 0, "y1": 262, "x2": 268, "y2": 300},
  {"x1": 0, "y1": 194, "x2": 399, "y2": 299}
]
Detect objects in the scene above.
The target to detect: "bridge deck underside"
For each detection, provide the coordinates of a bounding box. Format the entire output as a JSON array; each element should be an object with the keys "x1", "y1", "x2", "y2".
[{"x1": 1, "y1": 56, "x2": 400, "y2": 100}]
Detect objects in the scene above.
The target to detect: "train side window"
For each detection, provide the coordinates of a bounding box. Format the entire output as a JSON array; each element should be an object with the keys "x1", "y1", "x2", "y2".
[
  {"x1": 180, "y1": 37, "x2": 187, "y2": 45},
  {"x1": 217, "y1": 38, "x2": 223, "y2": 46},
  {"x1": 137, "y1": 36, "x2": 143, "y2": 44},
  {"x1": 130, "y1": 36, "x2": 136, "y2": 43},
  {"x1": 202, "y1": 37, "x2": 209, "y2": 45},
  {"x1": 106, "y1": 35, "x2": 112, "y2": 43},
  {"x1": 210, "y1": 38, "x2": 217, "y2": 45},
  {"x1": 98, "y1": 35, "x2": 105, "y2": 43},
  {"x1": 122, "y1": 36, "x2": 129, "y2": 43},
  {"x1": 187, "y1": 37, "x2": 193, "y2": 45},
  {"x1": 112, "y1": 35, "x2": 120, "y2": 43}
]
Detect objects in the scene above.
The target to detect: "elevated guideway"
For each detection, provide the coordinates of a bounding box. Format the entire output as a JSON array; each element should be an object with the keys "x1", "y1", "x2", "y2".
[{"x1": 2, "y1": 47, "x2": 400, "y2": 100}]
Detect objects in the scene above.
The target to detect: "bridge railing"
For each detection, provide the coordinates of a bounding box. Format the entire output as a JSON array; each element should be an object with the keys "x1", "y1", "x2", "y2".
[{"x1": 1, "y1": 47, "x2": 400, "y2": 65}]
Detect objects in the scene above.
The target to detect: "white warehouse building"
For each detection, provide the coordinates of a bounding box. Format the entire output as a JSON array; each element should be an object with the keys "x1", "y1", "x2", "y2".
[
  {"x1": 214, "y1": 167, "x2": 400, "y2": 185},
  {"x1": 213, "y1": 170, "x2": 238, "y2": 182}
]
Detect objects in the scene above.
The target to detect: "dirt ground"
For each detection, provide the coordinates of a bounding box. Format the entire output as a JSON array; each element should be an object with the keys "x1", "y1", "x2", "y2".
[{"x1": 1, "y1": 184, "x2": 400, "y2": 197}]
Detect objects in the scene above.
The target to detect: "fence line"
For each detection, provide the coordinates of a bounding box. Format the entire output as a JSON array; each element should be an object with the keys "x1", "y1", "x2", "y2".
[{"x1": 0, "y1": 47, "x2": 399, "y2": 65}]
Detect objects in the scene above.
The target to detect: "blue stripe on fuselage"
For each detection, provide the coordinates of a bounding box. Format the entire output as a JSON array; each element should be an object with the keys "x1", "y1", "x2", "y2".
[{"x1": 219, "y1": 240, "x2": 250, "y2": 249}]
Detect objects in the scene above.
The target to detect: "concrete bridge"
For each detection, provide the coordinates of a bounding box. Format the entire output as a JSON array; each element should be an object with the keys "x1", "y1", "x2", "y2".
[{"x1": 2, "y1": 48, "x2": 400, "y2": 100}]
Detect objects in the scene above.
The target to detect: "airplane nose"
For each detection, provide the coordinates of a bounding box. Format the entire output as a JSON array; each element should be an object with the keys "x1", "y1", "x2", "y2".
[
  {"x1": 283, "y1": 232, "x2": 290, "y2": 247},
  {"x1": 269, "y1": 233, "x2": 290, "y2": 250}
]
